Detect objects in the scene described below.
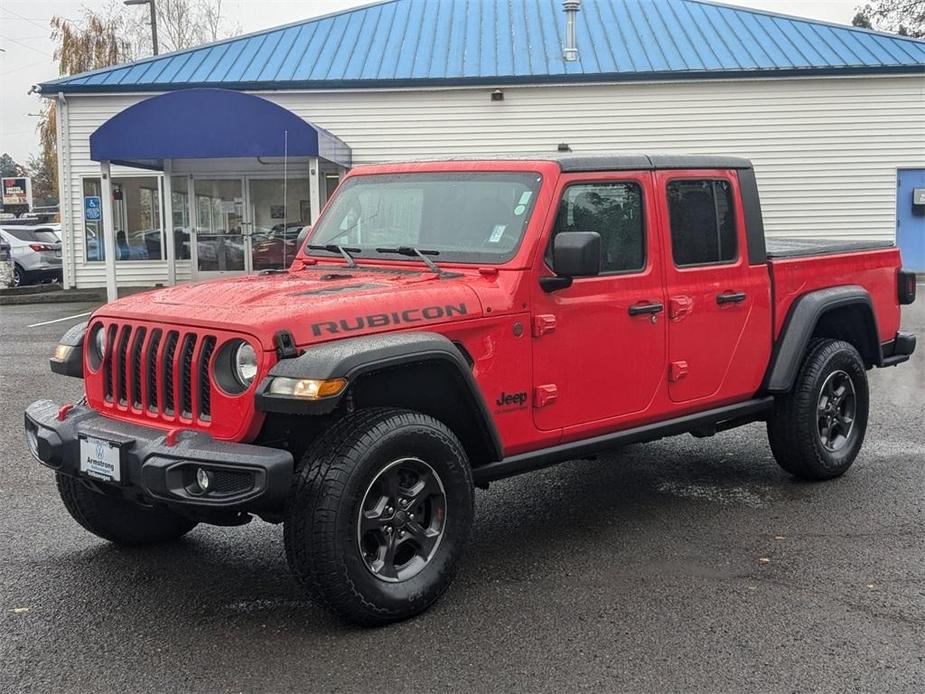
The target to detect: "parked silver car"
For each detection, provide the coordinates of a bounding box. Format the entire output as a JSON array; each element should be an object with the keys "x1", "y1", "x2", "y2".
[{"x1": 0, "y1": 225, "x2": 63, "y2": 287}]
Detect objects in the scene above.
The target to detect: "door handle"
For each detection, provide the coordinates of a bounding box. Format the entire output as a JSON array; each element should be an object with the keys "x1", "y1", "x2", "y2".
[
  {"x1": 716, "y1": 291, "x2": 747, "y2": 305},
  {"x1": 628, "y1": 301, "x2": 665, "y2": 316}
]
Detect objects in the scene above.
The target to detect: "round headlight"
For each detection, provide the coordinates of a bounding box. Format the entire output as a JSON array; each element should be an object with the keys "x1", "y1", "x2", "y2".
[
  {"x1": 95, "y1": 326, "x2": 107, "y2": 358},
  {"x1": 233, "y1": 342, "x2": 258, "y2": 387}
]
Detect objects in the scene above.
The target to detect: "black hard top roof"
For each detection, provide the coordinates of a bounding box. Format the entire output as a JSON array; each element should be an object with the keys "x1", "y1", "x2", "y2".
[
  {"x1": 405, "y1": 153, "x2": 753, "y2": 172},
  {"x1": 555, "y1": 153, "x2": 753, "y2": 172}
]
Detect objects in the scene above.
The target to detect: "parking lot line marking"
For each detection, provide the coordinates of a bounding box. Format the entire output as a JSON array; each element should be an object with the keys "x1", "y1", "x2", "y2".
[{"x1": 28, "y1": 311, "x2": 92, "y2": 329}]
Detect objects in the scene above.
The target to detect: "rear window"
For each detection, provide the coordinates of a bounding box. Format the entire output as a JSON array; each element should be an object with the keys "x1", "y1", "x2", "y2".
[
  {"x1": 667, "y1": 179, "x2": 737, "y2": 266},
  {"x1": 34, "y1": 229, "x2": 59, "y2": 243},
  {"x1": 2, "y1": 228, "x2": 46, "y2": 242}
]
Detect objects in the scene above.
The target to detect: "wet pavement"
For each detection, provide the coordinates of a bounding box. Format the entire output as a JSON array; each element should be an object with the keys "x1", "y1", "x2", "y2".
[{"x1": 1, "y1": 297, "x2": 923, "y2": 693}]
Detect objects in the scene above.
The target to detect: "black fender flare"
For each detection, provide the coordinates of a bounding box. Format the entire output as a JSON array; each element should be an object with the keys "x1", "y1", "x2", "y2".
[
  {"x1": 49, "y1": 320, "x2": 88, "y2": 378},
  {"x1": 764, "y1": 285, "x2": 879, "y2": 392},
  {"x1": 255, "y1": 331, "x2": 502, "y2": 461}
]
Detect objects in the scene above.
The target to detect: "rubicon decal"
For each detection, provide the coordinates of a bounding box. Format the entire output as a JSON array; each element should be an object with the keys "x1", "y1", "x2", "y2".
[{"x1": 311, "y1": 303, "x2": 469, "y2": 337}]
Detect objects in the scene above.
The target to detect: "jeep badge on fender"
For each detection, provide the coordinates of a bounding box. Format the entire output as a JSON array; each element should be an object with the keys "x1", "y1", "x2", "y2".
[{"x1": 496, "y1": 391, "x2": 528, "y2": 409}]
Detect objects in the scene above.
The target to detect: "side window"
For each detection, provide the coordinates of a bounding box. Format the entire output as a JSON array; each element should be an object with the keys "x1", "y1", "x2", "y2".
[
  {"x1": 548, "y1": 182, "x2": 645, "y2": 273},
  {"x1": 667, "y1": 179, "x2": 737, "y2": 266}
]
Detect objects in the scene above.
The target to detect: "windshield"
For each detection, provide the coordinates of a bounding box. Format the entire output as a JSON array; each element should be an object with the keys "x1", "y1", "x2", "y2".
[{"x1": 306, "y1": 172, "x2": 543, "y2": 263}]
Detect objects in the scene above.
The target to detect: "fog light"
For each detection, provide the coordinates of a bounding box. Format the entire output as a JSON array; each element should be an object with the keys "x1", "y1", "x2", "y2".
[
  {"x1": 196, "y1": 467, "x2": 213, "y2": 492},
  {"x1": 268, "y1": 377, "x2": 347, "y2": 399}
]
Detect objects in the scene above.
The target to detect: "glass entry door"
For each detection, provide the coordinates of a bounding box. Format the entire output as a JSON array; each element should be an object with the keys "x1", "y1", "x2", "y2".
[
  {"x1": 191, "y1": 178, "x2": 249, "y2": 278},
  {"x1": 248, "y1": 176, "x2": 312, "y2": 272},
  {"x1": 189, "y1": 175, "x2": 313, "y2": 279}
]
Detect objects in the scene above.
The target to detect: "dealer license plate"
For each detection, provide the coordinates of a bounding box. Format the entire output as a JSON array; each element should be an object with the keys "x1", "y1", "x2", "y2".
[{"x1": 79, "y1": 435, "x2": 122, "y2": 483}]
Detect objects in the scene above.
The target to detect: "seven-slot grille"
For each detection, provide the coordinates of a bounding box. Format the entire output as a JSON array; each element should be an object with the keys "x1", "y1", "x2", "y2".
[{"x1": 102, "y1": 323, "x2": 216, "y2": 423}]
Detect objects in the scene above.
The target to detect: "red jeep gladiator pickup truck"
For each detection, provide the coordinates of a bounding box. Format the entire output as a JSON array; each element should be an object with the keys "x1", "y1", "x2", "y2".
[{"x1": 26, "y1": 154, "x2": 917, "y2": 625}]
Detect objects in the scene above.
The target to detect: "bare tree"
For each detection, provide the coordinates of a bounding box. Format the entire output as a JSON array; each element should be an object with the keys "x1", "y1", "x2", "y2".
[
  {"x1": 127, "y1": 0, "x2": 240, "y2": 54},
  {"x1": 853, "y1": 0, "x2": 925, "y2": 37},
  {"x1": 28, "y1": 153, "x2": 58, "y2": 207},
  {"x1": 0, "y1": 153, "x2": 27, "y2": 178},
  {"x1": 37, "y1": 5, "x2": 133, "y2": 203},
  {"x1": 36, "y1": 0, "x2": 239, "y2": 203}
]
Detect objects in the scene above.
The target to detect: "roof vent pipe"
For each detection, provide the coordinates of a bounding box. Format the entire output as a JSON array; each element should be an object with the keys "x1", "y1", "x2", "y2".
[{"x1": 562, "y1": 1, "x2": 581, "y2": 61}]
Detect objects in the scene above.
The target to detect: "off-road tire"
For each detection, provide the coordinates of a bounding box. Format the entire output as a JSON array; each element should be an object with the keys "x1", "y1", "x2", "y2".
[
  {"x1": 57, "y1": 474, "x2": 197, "y2": 545},
  {"x1": 284, "y1": 408, "x2": 474, "y2": 626},
  {"x1": 767, "y1": 339, "x2": 869, "y2": 480}
]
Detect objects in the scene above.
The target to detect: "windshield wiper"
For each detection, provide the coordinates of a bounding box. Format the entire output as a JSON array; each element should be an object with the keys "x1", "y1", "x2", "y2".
[
  {"x1": 307, "y1": 244, "x2": 360, "y2": 268},
  {"x1": 375, "y1": 246, "x2": 442, "y2": 274}
]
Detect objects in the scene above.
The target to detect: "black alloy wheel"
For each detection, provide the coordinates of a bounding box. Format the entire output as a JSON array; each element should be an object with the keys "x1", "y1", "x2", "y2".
[
  {"x1": 357, "y1": 457, "x2": 447, "y2": 582},
  {"x1": 816, "y1": 369, "x2": 857, "y2": 452}
]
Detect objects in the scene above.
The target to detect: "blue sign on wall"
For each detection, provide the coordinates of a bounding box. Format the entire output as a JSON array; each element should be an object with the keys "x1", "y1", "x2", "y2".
[{"x1": 84, "y1": 196, "x2": 101, "y2": 221}]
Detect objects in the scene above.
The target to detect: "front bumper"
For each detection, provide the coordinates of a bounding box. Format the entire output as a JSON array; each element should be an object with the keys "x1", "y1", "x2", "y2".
[{"x1": 25, "y1": 400, "x2": 293, "y2": 512}]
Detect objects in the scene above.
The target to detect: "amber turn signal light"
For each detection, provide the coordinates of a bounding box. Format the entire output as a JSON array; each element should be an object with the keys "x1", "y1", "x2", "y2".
[{"x1": 267, "y1": 377, "x2": 347, "y2": 399}]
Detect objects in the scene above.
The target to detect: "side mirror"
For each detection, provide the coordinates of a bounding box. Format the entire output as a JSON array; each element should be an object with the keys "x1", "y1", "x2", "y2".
[
  {"x1": 296, "y1": 226, "x2": 311, "y2": 252},
  {"x1": 541, "y1": 232, "x2": 601, "y2": 292}
]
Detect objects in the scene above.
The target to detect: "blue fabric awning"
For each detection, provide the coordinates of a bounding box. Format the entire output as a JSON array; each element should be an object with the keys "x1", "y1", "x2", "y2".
[{"x1": 89, "y1": 88, "x2": 351, "y2": 168}]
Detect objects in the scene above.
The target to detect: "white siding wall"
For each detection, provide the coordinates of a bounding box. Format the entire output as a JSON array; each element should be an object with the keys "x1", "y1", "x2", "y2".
[{"x1": 60, "y1": 74, "x2": 925, "y2": 288}]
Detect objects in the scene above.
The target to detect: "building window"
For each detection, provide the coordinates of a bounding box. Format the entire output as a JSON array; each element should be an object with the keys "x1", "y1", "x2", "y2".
[
  {"x1": 83, "y1": 178, "x2": 104, "y2": 261},
  {"x1": 548, "y1": 182, "x2": 646, "y2": 274},
  {"x1": 169, "y1": 176, "x2": 191, "y2": 260},
  {"x1": 667, "y1": 179, "x2": 737, "y2": 267},
  {"x1": 82, "y1": 176, "x2": 165, "y2": 262}
]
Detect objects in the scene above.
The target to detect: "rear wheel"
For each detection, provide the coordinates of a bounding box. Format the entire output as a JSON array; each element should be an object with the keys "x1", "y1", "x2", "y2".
[
  {"x1": 12, "y1": 264, "x2": 25, "y2": 287},
  {"x1": 767, "y1": 339, "x2": 869, "y2": 480},
  {"x1": 284, "y1": 408, "x2": 474, "y2": 626},
  {"x1": 57, "y1": 474, "x2": 197, "y2": 545}
]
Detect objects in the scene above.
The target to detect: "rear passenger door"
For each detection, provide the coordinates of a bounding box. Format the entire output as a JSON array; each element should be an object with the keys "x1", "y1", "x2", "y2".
[{"x1": 655, "y1": 170, "x2": 771, "y2": 405}]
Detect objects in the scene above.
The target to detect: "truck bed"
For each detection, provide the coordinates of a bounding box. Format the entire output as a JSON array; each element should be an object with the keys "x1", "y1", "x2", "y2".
[
  {"x1": 767, "y1": 243, "x2": 902, "y2": 344},
  {"x1": 766, "y1": 237, "x2": 894, "y2": 259}
]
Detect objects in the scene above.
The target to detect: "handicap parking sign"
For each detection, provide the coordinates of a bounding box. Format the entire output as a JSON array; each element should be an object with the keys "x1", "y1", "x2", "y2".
[{"x1": 84, "y1": 196, "x2": 101, "y2": 221}]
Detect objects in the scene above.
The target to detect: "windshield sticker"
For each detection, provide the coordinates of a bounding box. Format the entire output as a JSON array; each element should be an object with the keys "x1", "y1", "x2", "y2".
[
  {"x1": 518, "y1": 191, "x2": 533, "y2": 206},
  {"x1": 513, "y1": 204, "x2": 526, "y2": 216},
  {"x1": 489, "y1": 225, "x2": 507, "y2": 243}
]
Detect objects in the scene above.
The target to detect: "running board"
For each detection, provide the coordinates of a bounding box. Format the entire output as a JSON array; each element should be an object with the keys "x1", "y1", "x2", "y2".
[{"x1": 473, "y1": 397, "x2": 775, "y2": 484}]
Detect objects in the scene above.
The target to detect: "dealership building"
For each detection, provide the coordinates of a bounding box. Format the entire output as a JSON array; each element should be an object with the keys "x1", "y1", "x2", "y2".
[{"x1": 36, "y1": 0, "x2": 925, "y2": 294}]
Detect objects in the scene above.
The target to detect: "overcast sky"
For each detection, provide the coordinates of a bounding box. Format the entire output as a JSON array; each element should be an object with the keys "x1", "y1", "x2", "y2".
[{"x1": 1, "y1": 0, "x2": 864, "y2": 165}]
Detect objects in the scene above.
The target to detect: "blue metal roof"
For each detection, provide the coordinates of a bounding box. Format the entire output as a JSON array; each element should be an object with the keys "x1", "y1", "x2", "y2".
[{"x1": 39, "y1": 0, "x2": 925, "y2": 94}]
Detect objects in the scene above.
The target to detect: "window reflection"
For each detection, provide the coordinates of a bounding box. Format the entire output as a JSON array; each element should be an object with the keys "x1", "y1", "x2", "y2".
[{"x1": 82, "y1": 176, "x2": 165, "y2": 262}]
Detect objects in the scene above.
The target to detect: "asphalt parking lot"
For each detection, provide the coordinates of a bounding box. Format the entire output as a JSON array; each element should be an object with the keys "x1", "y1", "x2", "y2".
[{"x1": 1, "y1": 298, "x2": 923, "y2": 693}]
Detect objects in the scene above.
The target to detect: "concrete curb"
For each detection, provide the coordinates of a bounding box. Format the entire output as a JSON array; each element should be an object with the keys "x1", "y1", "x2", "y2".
[{"x1": 0, "y1": 288, "x2": 105, "y2": 306}]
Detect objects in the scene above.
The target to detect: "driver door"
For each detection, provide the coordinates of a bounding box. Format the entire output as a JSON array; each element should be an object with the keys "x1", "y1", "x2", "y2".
[{"x1": 531, "y1": 172, "x2": 668, "y2": 434}]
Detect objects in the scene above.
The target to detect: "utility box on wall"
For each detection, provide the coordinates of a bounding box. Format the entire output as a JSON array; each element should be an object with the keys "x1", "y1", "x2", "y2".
[{"x1": 897, "y1": 170, "x2": 925, "y2": 273}]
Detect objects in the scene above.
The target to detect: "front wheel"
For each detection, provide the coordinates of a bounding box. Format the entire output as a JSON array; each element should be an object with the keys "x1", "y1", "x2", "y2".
[
  {"x1": 767, "y1": 339, "x2": 869, "y2": 480},
  {"x1": 57, "y1": 474, "x2": 198, "y2": 545},
  {"x1": 284, "y1": 408, "x2": 474, "y2": 626}
]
